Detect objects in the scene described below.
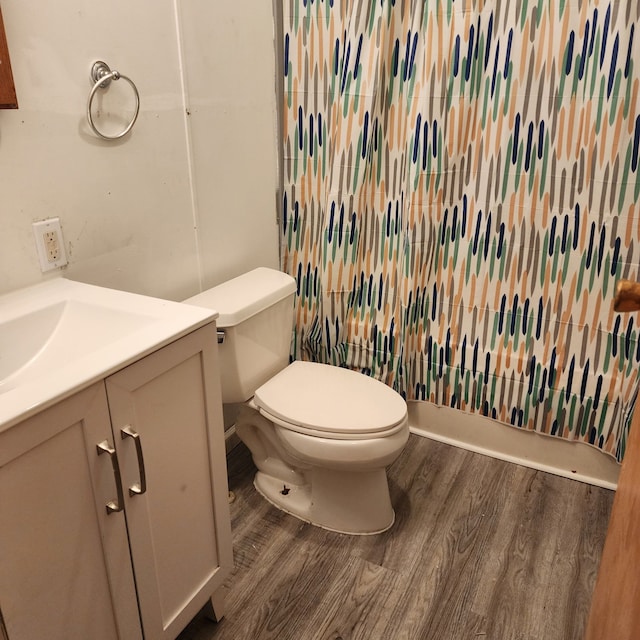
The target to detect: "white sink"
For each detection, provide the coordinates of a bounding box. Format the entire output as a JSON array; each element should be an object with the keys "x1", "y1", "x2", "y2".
[{"x1": 0, "y1": 279, "x2": 218, "y2": 431}]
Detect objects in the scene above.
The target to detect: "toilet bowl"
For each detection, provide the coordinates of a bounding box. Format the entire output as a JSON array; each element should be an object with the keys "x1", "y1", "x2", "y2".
[
  {"x1": 184, "y1": 268, "x2": 409, "y2": 534},
  {"x1": 242, "y1": 360, "x2": 409, "y2": 534}
]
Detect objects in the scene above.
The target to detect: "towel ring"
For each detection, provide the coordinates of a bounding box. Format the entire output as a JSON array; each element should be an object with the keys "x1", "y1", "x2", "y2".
[{"x1": 87, "y1": 61, "x2": 140, "y2": 140}]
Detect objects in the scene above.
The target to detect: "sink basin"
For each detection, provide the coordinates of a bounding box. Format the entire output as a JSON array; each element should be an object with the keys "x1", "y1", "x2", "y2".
[
  {"x1": 0, "y1": 278, "x2": 218, "y2": 431},
  {"x1": 0, "y1": 300, "x2": 157, "y2": 392}
]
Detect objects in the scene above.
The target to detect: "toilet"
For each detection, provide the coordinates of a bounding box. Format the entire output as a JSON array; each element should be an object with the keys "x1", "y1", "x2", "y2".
[{"x1": 185, "y1": 267, "x2": 409, "y2": 534}]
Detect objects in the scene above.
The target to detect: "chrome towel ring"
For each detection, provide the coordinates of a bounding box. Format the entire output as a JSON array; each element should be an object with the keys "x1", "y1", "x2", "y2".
[{"x1": 87, "y1": 61, "x2": 140, "y2": 140}]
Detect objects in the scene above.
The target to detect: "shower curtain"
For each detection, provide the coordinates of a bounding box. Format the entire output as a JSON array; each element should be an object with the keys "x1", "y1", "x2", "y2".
[{"x1": 280, "y1": 0, "x2": 640, "y2": 462}]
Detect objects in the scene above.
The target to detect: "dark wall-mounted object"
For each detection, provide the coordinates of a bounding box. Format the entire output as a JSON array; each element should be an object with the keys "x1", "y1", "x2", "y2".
[{"x1": 0, "y1": 4, "x2": 17, "y2": 109}]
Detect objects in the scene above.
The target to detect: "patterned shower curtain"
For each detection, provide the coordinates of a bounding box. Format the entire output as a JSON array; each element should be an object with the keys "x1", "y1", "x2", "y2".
[{"x1": 280, "y1": 0, "x2": 640, "y2": 462}]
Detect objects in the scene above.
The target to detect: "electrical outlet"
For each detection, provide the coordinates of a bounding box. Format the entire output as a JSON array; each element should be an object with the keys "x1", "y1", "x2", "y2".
[
  {"x1": 44, "y1": 231, "x2": 59, "y2": 262},
  {"x1": 33, "y1": 218, "x2": 68, "y2": 272}
]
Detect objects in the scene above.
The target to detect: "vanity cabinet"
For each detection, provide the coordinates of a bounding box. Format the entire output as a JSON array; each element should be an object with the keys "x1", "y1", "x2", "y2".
[
  {"x1": 0, "y1": 383, "x2": 140, "y2": 640},
  {"x1": 0, "y1": 324, "x2": 232, "y2": 640}
]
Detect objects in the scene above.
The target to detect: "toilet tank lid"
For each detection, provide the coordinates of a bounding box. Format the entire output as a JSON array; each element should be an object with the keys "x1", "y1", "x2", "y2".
[{"x1": 183, "y1": 267, "x2": 296, "y2": 327}]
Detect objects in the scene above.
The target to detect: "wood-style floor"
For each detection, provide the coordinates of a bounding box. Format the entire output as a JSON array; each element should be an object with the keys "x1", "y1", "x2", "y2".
[{"x1": 179, "y1": 434, "x2": 614, "y2": 640}]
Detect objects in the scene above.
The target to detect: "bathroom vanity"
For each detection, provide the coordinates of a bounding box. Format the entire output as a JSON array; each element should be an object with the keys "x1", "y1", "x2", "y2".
[{"x1": 0, "y1": 280, "x2": 233, "y2": 640}]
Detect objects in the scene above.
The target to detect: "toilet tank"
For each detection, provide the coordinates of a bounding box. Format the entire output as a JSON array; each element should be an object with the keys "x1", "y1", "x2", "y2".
[{"x1": 184, "y1": 268, "x2": 297, "y2": 403}]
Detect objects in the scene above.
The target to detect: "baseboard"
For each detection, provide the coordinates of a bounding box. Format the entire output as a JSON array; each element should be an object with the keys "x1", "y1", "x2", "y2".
[
  {"x1": 408, "y1": 401, "x2": 620, "y2": 490},
  {"x1": 224, "y1": 426, "x2": 241, "y2": 455}
]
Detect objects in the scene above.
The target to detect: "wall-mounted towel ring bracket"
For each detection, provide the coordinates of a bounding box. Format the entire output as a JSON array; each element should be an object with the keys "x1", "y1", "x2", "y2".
[{"x1": 87, "y1": 60, "x2": 140, "y2": 140}]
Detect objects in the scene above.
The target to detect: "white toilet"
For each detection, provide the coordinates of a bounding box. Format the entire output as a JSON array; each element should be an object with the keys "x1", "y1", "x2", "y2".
[{"x1": 185, "y1": 267, "x2": 409, "y2": 534}]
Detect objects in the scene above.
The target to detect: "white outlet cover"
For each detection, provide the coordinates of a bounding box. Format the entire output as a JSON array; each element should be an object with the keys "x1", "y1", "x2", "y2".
[{"x1": 32, "y1": 218, "x2": 68, "y2": 272}]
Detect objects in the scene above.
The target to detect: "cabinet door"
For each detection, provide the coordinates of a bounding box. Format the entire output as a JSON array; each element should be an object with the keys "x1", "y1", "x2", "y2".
[
  {"x1": 106, "y1": 324, "x2": 232, "y2": 640},
  {"x1": 0, "y1": 384, "x2": 141, "y2": 640}
]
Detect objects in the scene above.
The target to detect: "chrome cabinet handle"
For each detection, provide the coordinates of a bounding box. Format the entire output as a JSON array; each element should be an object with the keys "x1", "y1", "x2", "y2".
[
  {"x1": 121, "y1": 426, "x2": 147, "y2": 497},
  {"x1": 96, "y1": 440, "x2": 125, "y2": 514}
]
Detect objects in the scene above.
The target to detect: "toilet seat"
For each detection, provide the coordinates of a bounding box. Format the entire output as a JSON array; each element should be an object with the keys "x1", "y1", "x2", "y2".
[{"x1": 253, "y1": 361, "x2": 408, "y2": 440}]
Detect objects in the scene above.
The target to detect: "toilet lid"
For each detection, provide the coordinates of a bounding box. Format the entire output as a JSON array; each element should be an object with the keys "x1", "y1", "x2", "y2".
[{"x1": 253, "y1": 361, "x2": 407, "y2": 438}]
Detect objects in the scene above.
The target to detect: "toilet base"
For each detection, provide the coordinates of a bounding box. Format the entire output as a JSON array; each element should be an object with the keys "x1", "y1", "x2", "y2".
[{"x1": 253, "y1": 466, "x2": 395, "y2": 535}]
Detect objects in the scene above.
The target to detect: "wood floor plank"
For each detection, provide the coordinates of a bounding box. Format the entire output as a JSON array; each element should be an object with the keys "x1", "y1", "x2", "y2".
[
  {"x1": 178, "y1": 434, "x2": 613, "y2": 640},
  {"x1": 396, "y1": 453, "x2": 524, "y2": 639},
  {"x1": 480, "y1": 470, "x2": 568, "y2": 640},
  {"x1": 352, "y1": 438, "x2": 471, "y2": 574},
  {"x1": 541, "y1": 483, "x2": 612, "y2": 640},
  {"x1": 305, "y1": 556, "x2": 403, "y2": 640},
  {"x1": 462, "y1": 462, "x2": 535, "y2": 618}
]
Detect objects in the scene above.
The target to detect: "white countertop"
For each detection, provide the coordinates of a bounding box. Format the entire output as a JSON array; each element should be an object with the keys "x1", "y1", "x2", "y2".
[{"x1": 0, "y1": 278, "x2": 218, "y2": 432}]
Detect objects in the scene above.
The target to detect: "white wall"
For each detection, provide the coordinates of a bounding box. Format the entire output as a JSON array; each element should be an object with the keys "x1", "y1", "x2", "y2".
[{"x1": 0, "y1": 0, "x2": 280, "y2": 301}]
